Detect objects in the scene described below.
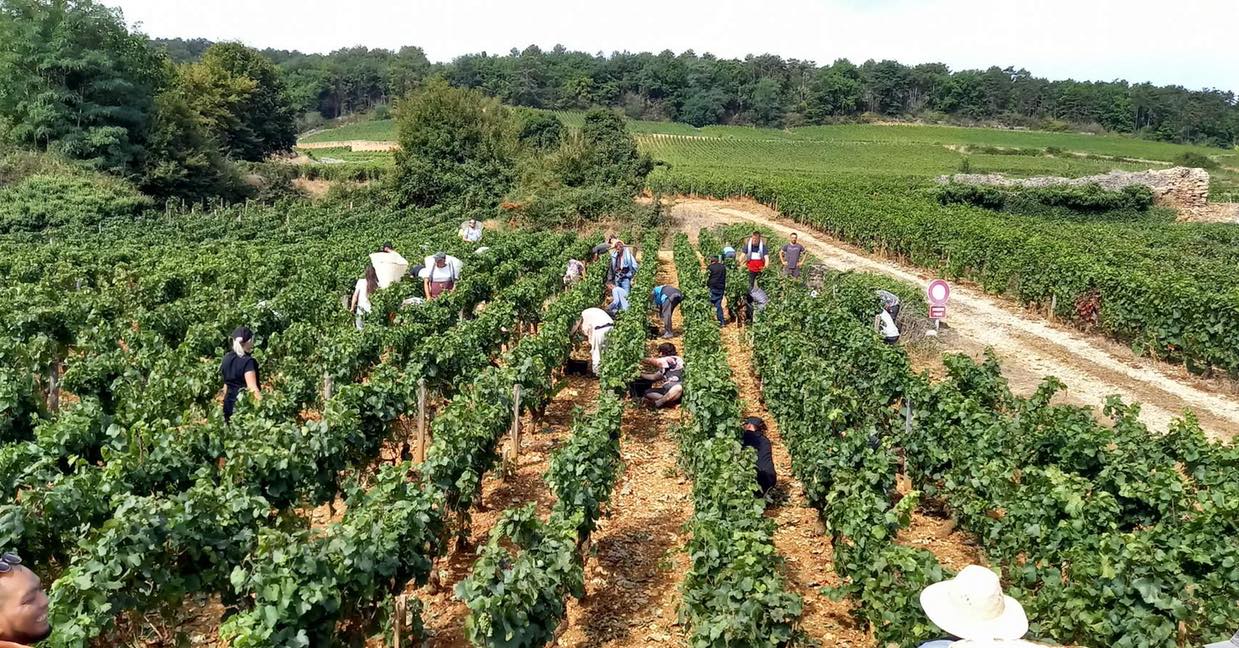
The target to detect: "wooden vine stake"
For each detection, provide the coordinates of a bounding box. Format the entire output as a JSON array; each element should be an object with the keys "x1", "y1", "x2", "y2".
[
  {"x1": 505, "y1": 384, "x2": 523, "y2": 469},
  {"x1": 46, "y1": 361, "x2": 61, "y2": 413},
  {"x1": 415, "y1": 379, "x2": 428, "y2": 464},
  {"x1": 393, "y1": 593, "x2": 407, "y2": 648},
  {"x1": 322, "y1": 371, "x2": 334, "y2": 401}
]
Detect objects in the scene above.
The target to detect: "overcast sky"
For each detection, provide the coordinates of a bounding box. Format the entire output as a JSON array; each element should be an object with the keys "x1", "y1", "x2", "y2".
[{"x1": 104, "y1": 0, "x2": 1238, "y2": 93}]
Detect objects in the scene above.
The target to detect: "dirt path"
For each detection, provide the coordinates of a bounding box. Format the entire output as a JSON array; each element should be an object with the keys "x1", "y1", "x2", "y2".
[
  {"x1": 296, "y1": 140, "x2": 397, "y2": 151},
  {"x1": 413, "y1": 374, "x2": 598, "y2": 646},
  {"x1": 715, "y1": 318, "x2": 867, "y2": 645},
  {"x1": 670, "y1": 197, "x2": 1239, "y2": 442},
  {"x1": 559, "y1": 250, "x2": 693, "y2": 647}
]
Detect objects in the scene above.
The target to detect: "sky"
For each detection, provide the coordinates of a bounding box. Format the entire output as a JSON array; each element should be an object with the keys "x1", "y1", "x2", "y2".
[{"x1": 104, "y1": 0, "x2": 1238, "y2": 93}]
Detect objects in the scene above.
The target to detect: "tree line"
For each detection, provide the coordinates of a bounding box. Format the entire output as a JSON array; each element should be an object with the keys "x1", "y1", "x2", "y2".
[
  {"x1": 1, "y1": 0, "x2": 297, "y2": 203},
  {"x1": 158, "y1": 39, "x2": 1239, "y2": 148}
]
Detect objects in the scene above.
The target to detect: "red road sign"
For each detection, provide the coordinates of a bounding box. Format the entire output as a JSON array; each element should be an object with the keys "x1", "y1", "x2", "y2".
[
  {"x1": 928, "y1": 279, "x2": 951, "y2": 306},
  {"x1": 929, "y1": 305, "x2": 947, "y2": 319}
]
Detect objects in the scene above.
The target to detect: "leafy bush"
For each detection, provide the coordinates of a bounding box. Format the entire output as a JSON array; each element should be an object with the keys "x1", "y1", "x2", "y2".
[
  {"x1": 0, "y1": 171, "x2": 153, "y2": 233},
  {"x1": 390, "y1": 80, "x2": 518, "y2": 210},
  {"x1": 1173, "y1": 152, "x2": 1218, "y2": 170},
  {"x1": 937, "y1": 182, "x2": 1005, "y2": 209},
  {"x1": 938, "y1": 182, "x2": 1153, "y2": 214}
]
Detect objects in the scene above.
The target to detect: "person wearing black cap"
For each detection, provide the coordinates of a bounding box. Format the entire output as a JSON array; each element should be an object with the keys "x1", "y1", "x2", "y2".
[
  {"x1": 741, "y1": 417, "x2": 776, "y2": 496},
  {"x1": 221, "y1": 326, "x2": 261, "y2": 422}
]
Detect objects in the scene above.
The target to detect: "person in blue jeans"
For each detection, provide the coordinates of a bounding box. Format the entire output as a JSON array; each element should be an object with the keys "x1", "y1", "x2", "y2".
[
  {"x1": 651, "y1": 284, "x2": 683, "y2": 338},
  {"x1": 609, "y1": 240, "x2": 638, "y2": 291},
  {"x1": 706, "y1": 254, "x2": 727, "y2": 325}
]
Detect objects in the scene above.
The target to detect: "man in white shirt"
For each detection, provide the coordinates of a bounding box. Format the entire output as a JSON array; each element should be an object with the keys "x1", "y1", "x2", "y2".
[
  {"x1": 572, "y1": 307, "x2": 614, "y2": 375},
  {"x1": 459, "y1": 219, "x2": 483, "y2": 243}
]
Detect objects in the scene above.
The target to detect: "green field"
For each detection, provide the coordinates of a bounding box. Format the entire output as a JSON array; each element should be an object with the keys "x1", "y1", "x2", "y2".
[{"x1": 300, "y1": 112, "x2": 1239, "y2": 191}]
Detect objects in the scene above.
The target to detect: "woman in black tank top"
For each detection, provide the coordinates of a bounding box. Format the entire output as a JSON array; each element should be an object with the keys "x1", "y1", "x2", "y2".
[{"x1": 221, "y1": 326, "x2": 261, "y2": 422}]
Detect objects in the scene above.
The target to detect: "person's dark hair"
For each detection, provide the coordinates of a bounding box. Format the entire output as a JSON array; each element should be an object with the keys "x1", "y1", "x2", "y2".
[
  {"x1": 752, "y1": 230, "x2": 761, "y2": 236},
  {"x1": 657, "y1": 343, "x2": 677, "y2": 356},
  {"x1": 364, "y1": 265, "x2": 379, "y2": 296},
  {"x1": 380, "y1": 242, "x2": 394, "y2": 252},
  {"x1": 743, "y1": 416, "x2": 766, "y2": 432}
]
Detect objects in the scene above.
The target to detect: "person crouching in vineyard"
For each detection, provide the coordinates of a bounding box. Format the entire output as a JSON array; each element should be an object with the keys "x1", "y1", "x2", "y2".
[
  {"x1": 572, "y1": 307, "x2": 614, "y2": 375},
  {"x1": 605, "y1": 281, "x2": 630, "y2": 316},
  {"x1": 707, "y1": 254, "x2": 728, "y2": 326},
  {"x1": 740, "y1": 417, "x2": 776, "y2": 497},
  {"x1": 221, "y1": 327, "x2": 261, "y2": 423},
  {"x1": 424, "y1": 252, "x2": 460, "y2": 300},
  {"x1": 917, "y1": 565, "x2": 1030, "y2": 647},
  {"x1": 629, "y1": 343, "x2": 684, "y2": 408},
  {"x1": 875, "y1": 297, "x2": 901, "y2": 345},
  {"x1": 651, "y1": 284, "x2": 684, "y2": 338},
  {"x1": 563, "y1": 258, "x2": 586, "y2": 286},
  {"x1": 0, "y1": 552, "x2": 50, "y2": 647},
  {"x1": 350, "y1": 264, "x2": 378, "y2": 329}
]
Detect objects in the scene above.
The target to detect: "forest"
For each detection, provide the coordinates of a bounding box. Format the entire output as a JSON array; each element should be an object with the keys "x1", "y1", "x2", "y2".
[{"x1": 155, "y1": 38, "x2": 1239, "y2": 147}]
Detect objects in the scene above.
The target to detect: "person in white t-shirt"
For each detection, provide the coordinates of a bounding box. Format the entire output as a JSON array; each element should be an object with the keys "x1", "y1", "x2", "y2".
[
  {"x1": 875, "y1": 305, "x2": 900, "y2": 345},
  {"x1": 459, "y1": 219, "x2": 483, "y2": 243},
  {"x1": 571, "y1": 307, "x2": 614, "y2": 375},
  {"x1": 350, "y1": 265, "x2": 378, "y2": 329}
]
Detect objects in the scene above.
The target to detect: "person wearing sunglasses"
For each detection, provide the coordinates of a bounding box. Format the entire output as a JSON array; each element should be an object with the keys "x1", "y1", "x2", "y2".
[{"x1": 0, "y1": 552, "x2": 50, "y2": 646}]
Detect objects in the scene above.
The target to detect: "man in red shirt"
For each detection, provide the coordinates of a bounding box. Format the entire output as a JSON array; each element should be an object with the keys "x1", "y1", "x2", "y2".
[{"x1": 740, "y1": 231, "x2": 767, "y2": 290}]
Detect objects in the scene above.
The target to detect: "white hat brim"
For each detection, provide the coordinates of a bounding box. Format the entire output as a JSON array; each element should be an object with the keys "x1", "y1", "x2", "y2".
[{"x1": 920, "y1": 581, "x2": 1028, "y2": 640}]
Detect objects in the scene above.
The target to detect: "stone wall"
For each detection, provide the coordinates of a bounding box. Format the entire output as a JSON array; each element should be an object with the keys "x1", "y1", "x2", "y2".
[{"x1": 936, "y1": 167, "x2": 1211, "y2": 208}]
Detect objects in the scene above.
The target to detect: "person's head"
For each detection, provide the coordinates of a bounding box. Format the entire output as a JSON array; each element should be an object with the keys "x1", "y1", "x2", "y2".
[
  {"x1": 468, "y1": 219, "x2": 477, "y2": 227},
  {"x1": 751, "y1": 230, "x2": 761, "y2": 240},
  {"x1": 743, "y1": 417, "x2": 766, "y2": 434},
  {"x1": 380, "y1": 242, "x2": 394, "y2": 253},
  {"x1": 364, "y1": 264, "x2": 379, "y2": 294},
  {"x1": 230, "y1": 326, "x2": 254, "y2": 356},
  {"x1": 657, "y1": 342, "x2": 677, "y2": 357},
  {"x1": 0, "y1": 553, "x2": 51, "y2": 645},
  {"x1": 433, "y1": 252, "x2": 447, "y2": 267},
  {"x1": 790, "y1": 233, "x2": 798, "y2": 243},
  {"x1": 712, "y1": 254, "x2": 722, "y2": 264},
  {"x1": 919, "y1": 565, "x2": 1028, "y2": 641}
]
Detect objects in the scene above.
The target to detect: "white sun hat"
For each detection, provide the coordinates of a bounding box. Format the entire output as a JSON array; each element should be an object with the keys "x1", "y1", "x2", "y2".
[
  {"x1": 920, "y1": 565, "x2": 1028, "y2": 640},
  {"x1": 1204, "y1": 631, "x2": 1239, "y2": 648},
  {"x1": 950, "y1": 640, "x2": 1043, "y2": 647}
]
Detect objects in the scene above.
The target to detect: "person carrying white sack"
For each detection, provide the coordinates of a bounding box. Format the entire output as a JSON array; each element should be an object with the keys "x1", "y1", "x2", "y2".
[
  {"x1": 917, "y1": 565, "x2": 1030, "y2": 648},
  {"x1": 370, "y1": 243, "x2": 409, "y2": 289}
]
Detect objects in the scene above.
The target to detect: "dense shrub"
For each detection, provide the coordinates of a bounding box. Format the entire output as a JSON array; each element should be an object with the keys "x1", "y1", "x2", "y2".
[
  {"x1": 390, "y1": 80, "x2": 518, "y2": 210},
  {"x1": 938, "y1": 182, "x2": 1153, "y2": 214},
  {"x1": 1172, "y1": 152, "x2": 1218, "y2": 170},
  {"x1": 0, "y1": 155, "x2": 153, "y2": 232}
]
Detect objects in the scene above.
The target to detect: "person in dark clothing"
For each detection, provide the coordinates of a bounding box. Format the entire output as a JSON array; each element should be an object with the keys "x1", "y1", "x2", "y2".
[
  {"x1": 706, "y1": 254, "x2": 727, "y2": 326},
  {"x1": 741, "y1": 417, "x2": 776, "y2": 496},
  {"x1": 221, "y1": 326, "x2": 261, "y2": 422},
  {"x1": 651, "y1": 285, "x2": 684, "y2": 338}
]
